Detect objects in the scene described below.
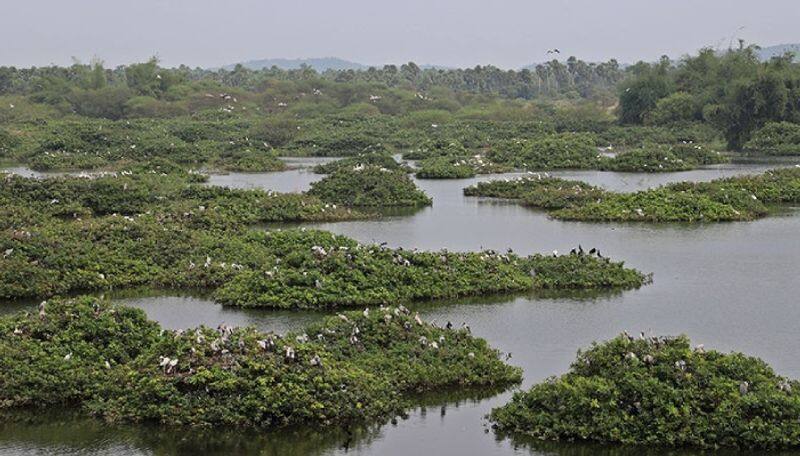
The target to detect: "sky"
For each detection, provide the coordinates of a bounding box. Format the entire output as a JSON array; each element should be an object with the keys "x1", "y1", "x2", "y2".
[{"x1": 1, "y1": 0, "x2": 798, "y2": 69}]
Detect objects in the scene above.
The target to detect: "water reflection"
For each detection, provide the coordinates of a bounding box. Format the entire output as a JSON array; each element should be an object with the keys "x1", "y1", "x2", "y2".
[{"x1": 0, "y1": 387, "x2": 512, "y2": 456}]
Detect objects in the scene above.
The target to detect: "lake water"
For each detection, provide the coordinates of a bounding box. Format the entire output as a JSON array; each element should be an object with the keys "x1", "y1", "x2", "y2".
[{"x1": 3, "y1": 157, "x2": 800, "y2": 455}]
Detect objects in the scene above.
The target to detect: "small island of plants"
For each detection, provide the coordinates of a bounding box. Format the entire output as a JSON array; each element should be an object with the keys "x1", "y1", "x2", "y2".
[
  {"x1": 466, "y1": 167, "x2": 800, "y2": 222},
  {"x1": 490, "y1": 333, "x2": 800, "y2": 450},
  {"x1": 0, "y1": 167, "x2": 649, "y2": 307},
  {"x1": 308, "y1": 165, "x2": 432, "y2": 207},
  {"x1": 1, "y1": 296, "x2": 522, "y2": 428}
]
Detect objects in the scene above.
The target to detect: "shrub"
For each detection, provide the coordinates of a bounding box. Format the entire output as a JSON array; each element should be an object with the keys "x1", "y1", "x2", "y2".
[
  {"x1": 308, "y1": 166, "x2": 432, "y2": 207},
  {"x1": 743, "y1": 121, "x2": 800, "y2": 155},
  {"x1": 491, "y1": 334, "x2": 800, "y2": 449}
]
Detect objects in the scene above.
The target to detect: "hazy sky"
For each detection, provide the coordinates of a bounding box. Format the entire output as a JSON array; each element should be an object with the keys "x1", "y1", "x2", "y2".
[{"x1": 1, "y1": 0, "x2": 798, "y2": 69}]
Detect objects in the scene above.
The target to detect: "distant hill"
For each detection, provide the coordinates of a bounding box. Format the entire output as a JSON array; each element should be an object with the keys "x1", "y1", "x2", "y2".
[
  {"x1": 757, "y1": 43, "x2": 800, "y2": 61},
  {"x1": 223, "y1": 57, "x2": 367, "y2": 72}
]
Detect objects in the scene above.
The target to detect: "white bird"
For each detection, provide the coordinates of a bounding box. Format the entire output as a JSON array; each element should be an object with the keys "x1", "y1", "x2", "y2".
[
  {"x1": 414, "y1": 312, "x2": 423, "y2": 326},
  {"x1": 64, "y1": 353, "x2": 72, "y2": 361},
  {"x1": 739, "y1": 381, "x2": 749, "y2": 395},
  {"x1": 3, "y1": 248, "x2": 12, "y2": 258}
]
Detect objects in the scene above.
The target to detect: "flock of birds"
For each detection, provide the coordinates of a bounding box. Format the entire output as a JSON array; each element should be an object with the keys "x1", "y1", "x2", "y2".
[{"x1": 614, "y1": 331, "x2": 794, "y2": 397}]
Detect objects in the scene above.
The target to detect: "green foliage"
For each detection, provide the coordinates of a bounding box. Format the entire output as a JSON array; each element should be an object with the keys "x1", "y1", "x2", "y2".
[
  {"x1": 415, "y1": 156, "x2": 477, "y2": 179},
  {"x1": 744, "y1": 121, "x2": 800, "y2": 155},
  {"x1": 643, "y1": 92, "x2": 698, "y2": 125},
  {"x1": 464, "y1": 176, "x2": 606, "y2": 209},
  {"x1": 618, "y1": 59, "x2": 674, "y2": 124},
  {"x1": 467, "y1": 168, "x2": 800, "y2": 222},
  {"x1": 0, "y1": 297, "x2": 160, "y2": 409},
  {"x1": 621, "y1": 47, "x2": 800, "y2": 150},
  {"x1": 0, "y1": 170, "x2": 647, "y2": 305},
  {"x1": 600, "y1": 143, "x2": 727, "y2": 173},
  {"x1": 312, "y1": 153, "x2": 403, "y2": 174},
  {"x1": 491, "y1": 334, "x2": 800, "y2": 449},
  {"x1": 308, "y1": 166, "x2": 432, "y2": 207},
  {"x1": 1, "y1": 297, "x2": 521, "y2": 428},
  {"x1": 487, "y1": 133, "x2": 601, "y2": 170}
]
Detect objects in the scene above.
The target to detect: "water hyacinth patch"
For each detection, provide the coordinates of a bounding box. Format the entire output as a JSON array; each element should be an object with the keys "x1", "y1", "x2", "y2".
[
  {"x1": 307, "y1": 165, "x2": 432, "y2": 207},
  {"x1": 0, "y1": 297, "x2": 522, "y2": 429},
  {"x1": 491, "y1": 334, "x2": 800, "y2": 450}
]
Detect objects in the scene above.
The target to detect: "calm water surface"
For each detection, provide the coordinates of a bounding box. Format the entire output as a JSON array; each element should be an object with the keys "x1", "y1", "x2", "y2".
[{"x1": 3, "y1": 158, "x2": 800, "y2": 455}]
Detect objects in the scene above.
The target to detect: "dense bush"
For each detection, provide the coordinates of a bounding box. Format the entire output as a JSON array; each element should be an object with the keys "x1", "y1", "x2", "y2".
[
  {"x1": 486, "y1": 133, "x2": 601, "y2": 170},
  {"x1": 312, "y1": 153, "x2": 404, "y2": 174},
  {"x1": 0, "y1": 171, "x2": 648, "y2": 305},
  {"x1": 308, "y1": 166, "x2": 432, "y2": 207},
  {"x1": 600, "y1": 143, "x2": 727, "y2": 173},
  {"x1": 415, "y1": 156, "x2": 477, "y2": 179},
  {"x1": 491, "y1": 334, "x2": 800, "y2": 449},
  {"x1": 744, "y1": 121, "x2": 800, "y2": 155},
  {"x1": 465, "y1": 175, "x2": 606, "y2": 210},
  {"x1": 467, "y1": 168, "x2": 800, "y2": 222},
  {"x1": 1, "y1": 297, "x2": 522, "y2": 428}
]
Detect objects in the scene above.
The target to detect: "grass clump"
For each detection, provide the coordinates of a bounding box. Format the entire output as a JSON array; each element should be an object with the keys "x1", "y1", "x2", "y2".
[
  {"x1": 491, "y1": 334, "x2": 800, "y2": 450},
  {"x1": 1, "y1": 297, "x2": 521, "y2": 428},
  {"x1": 308, "y1": 166, "x2": 432, "y2": 207}
]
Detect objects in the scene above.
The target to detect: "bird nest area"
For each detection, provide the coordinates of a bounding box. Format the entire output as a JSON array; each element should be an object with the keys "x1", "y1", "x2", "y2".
[
  {"x1": 307, "y1": 165, "x2": 433, "y2": 207},
  {"x1": 490, "y1": 333, "x2": 800, "y2": 450},
  {"x1": 465, "y1": 167, "x2": 800, "y2": 222},
  {"x1": 0, "y1": 169, "x2": 648, "y2": 306},
  {"x1": 0, "y1": 296, "x2": 522, "y2": 428}
]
